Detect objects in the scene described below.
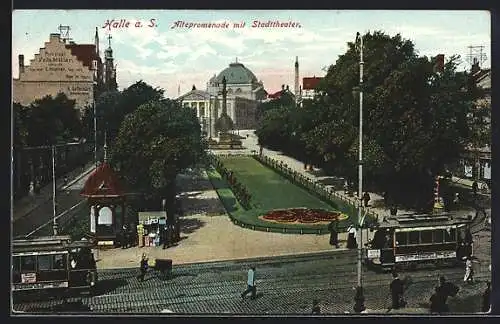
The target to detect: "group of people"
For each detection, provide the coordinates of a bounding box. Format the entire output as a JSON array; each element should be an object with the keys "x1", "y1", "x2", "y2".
[{"x1": 327, "y1": 221, "x2": 358, "y2": 249}]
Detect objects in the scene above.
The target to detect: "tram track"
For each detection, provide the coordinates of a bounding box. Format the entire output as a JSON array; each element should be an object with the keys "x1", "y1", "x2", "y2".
[{"x1": 13, "y1": 249, "x2": 489, "y2": 314}]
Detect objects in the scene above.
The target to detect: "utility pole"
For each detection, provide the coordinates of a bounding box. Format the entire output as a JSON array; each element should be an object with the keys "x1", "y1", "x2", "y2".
[
  {"x1": 354, "y1": 31, "x2": 366, "y2": 313},
  {"x1": 52, "y1": 145, "x2": 58, "y2": 236}
]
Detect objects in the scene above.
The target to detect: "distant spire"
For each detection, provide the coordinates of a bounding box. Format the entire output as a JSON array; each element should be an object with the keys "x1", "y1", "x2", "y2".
[
  {"x1": 235, "y1": 57, "x2": 238, "y2": 63},
  {"x1": 178, "y1": 84, "x2": 180, "y2": 96},
  {"x1": 95, "y1": 27, "x2": 99, "y2": 56}
]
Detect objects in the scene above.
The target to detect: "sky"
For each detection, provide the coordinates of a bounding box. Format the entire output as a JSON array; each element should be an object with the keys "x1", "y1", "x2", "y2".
[{"x1": 12, "y1": 10, "x2": 491, "y2": 98}]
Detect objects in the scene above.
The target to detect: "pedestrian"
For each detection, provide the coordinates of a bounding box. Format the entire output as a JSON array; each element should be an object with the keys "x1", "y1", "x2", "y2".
[
  {"x1": 464, "y1": 225, "x2": 473, "y2": 258},
  {"x1": 121, "y1": 225, "x2": 128, "y2": 249},
  {"x1": 311, "y1": 299, "x2": 321, "y2": 314},
  {"x1": 63, "y1": 175, "x2": 68, "y2": 185},
  {"x1": 362, "y1": 192, "x2": 371, "y2": 207},
  {"x1": 328, "y1": 221, "x2": 339, "y2": 248},
  {"x1": 344, "y1": 180, "x2": 349, "y2": 195},
  {"x1": 472, "y1": 181, "x2": 478, "y2": 198},
  {"x1": 241, "y1": 266, "x2": 256, "y2": 299},
  {"x1": 346, "y1": 225, "x2": 357, "y2": 249},
  {"x1": 430, "y1": 286, "x2": 446, "y2": 313},
  {"x1": 482, "y1": 281, "x2": 491, "y2": 313},
  {"x1": 390, "y1": 205, "x2": 398, "y2": 216},
  {"x1": 436, "y1": 276, "x2": 459, "y2": 313},
  {"x1": 463, "y1": 256, "x2": 474, "y2": 283},
  {"x1": 137, "y1": 253, "x2": 149, "y2": 282},
  {"x1": 389, "y1": 272, "x2": 405, "y2": 310}
]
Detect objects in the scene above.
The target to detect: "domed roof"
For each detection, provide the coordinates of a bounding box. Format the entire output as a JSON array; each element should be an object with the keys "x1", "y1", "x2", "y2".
[{"x1": 216, "y1": 62, "x2": 258, "y2": 84}]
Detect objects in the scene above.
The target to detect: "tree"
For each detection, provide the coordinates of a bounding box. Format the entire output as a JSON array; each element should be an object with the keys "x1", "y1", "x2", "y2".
[
  {"x1": 25, "y1": 93, "x2": 82, "y2": 146},
  {"x1": 110, "y1": 98, "x2": 205, "y2": 213},
  {"x1": 257, "y1": 31, "x2": 480, "y2": 210}
]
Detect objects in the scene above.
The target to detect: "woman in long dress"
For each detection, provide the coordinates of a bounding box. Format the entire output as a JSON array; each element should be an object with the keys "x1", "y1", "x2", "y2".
[
  {"x1": 464, "y1": 256, "x2": 474, "y2": 283},
  {"x1": 347, "y1": 225, "x2": 358, "y2": 249}
]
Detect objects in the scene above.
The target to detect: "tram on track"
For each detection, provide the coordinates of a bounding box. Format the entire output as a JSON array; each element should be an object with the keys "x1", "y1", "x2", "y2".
[
  {"x1": 364, "y1": 212, "x2": 473, "y2": 272},
  {"x1": 12, "y1": 236, "x2": 98, "y2": 296}
]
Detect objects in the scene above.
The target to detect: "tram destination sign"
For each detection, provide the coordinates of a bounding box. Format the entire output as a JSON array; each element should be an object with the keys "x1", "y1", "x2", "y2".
[{"x1": 395, "y1": 251, "x2": 456, "y2": 262}]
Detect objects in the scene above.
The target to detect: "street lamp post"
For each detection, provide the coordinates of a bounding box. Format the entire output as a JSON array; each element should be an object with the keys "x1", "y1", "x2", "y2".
[
  {"x1": 52, "y1": 145, "x2": 58, "y2": 236},
  {"x1": 93, "y1": 95, "x2": 97, "y2": 167},
  {"x1": 354, "y1": 31, "x2": 366, "y2": 313}
]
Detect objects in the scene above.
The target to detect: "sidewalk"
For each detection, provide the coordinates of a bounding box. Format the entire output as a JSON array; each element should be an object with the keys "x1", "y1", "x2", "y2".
[{"x1": 12, "y1": 163, "x2": 96, "y2": 222}]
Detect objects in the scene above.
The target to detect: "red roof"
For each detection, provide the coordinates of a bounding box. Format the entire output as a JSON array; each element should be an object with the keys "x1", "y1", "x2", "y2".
[
  {"x1": 65, "y1": 44, "x2": 101, "y2": 70},
  {"x1": 302, "y1": 77, "x2": 323, "y2": 90},
  {"x1": 81, "y1": 162, "x2": 123, "y2": 197},
  {"x1": 268, "y1": 90, "x2": 284, "y2": 99}
]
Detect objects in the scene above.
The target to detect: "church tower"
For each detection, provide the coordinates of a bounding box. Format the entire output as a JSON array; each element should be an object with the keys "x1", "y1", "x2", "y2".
[{"x1": 104, "y1": 34, "x2": 118, "y2": 91}]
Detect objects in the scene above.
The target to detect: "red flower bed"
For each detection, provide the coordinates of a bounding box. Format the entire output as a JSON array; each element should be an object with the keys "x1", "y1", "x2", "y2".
[{"x1": 261, "y1": 208, "x2": 347, "y2": 224}]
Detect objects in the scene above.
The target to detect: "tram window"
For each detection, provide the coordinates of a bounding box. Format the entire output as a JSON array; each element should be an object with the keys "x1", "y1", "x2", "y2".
[
  {"x1": 395, "y1": 232, "x2": 407, "y2": 246},
  {"x1": 421, "y1": 230, "x2": 433, "y2": 244},
  {"x1": 53, "y1": 254, "x2": 67, "y2": 269},
  {"x1": 444, "y1": 228, "x2": 456, "y2": 242},
  {"x1": 409, "y1": 231, "x2": 419, "y2": 245},
  {"x1": 38, "y1": 255, "x2": 52, "y2": 270},
  {"x1": 13, "y1": 257, "x2": 21, "y2": 272},
  {"x1": 433, "y1": 229, "x2": 444, "y2": 243},
  {"x1": 20, "y1": 256, "x2": 36, "y2": 272}
]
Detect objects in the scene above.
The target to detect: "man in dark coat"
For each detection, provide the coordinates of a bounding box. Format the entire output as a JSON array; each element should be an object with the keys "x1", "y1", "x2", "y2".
[
  {"x1": 435, "y1": 276, "x2": 459, "y2": 313},
  {"x1": 482, "y1": 281, "x2": 491, "y2": 313},
  {"x1": 389, "y1": 272, "x2": 405, "y2": 310},
  {"x1": 363, "y1": 192, "x2": 371, "y2": 207},
  {"x1": 137, "y1": 253, "x2": 149, "y2": 282},
  {"x1": 328, "y1": 221, "x2": 339, "y2": 248}
]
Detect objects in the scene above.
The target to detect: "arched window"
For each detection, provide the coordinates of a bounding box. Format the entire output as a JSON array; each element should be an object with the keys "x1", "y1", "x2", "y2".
[{"x1": 98, "y1": 206, "x2": 113, "y2": 225}]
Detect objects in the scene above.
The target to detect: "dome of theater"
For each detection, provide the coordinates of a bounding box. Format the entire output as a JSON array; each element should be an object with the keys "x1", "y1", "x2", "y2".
[{"x1": 216, "y1": 62, "x2": 258, "y2": 84}]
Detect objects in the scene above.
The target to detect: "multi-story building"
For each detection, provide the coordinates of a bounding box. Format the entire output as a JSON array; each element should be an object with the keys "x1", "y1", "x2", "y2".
[{"x1": 13, "y1": 27, "x2": 117, "y2": 115}]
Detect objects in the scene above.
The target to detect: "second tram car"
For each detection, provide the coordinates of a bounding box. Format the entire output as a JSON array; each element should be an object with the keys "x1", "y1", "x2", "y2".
[
  {"x1": 12, "y1": 236, "x2": 98, "y2": 296},
  {"x1": 365, "y1": 212, "x2": 473, "y2": 271}
]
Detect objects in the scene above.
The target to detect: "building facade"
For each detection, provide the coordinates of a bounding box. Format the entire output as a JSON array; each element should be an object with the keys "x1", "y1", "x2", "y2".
[
  {"x1": 13, "y1": 28, "x2": 117, "y2": 115},
  {"x1": 178, "y1": 61, "x2": 266, "y2": 136}
]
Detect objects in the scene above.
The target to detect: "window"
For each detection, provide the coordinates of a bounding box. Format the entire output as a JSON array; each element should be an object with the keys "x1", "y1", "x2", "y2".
[
  {"x1": 409, "y1": 231, "x2": 419, "y2": 245},
  {"x1": 98, "y1": 206, "x2": 113, "y2": 225},
  {"x1": 183, "y1": 103, "x2": 189, "y2": 108},
  {"x1": 20, "y1": 256, "x2": 36, "y2": 272},
  {"x1": 444, "y1": 228, "x2": 456, "y2": 242},
  {"x1": 38, "y1": 255, "x2": 52, "y2": 271},
  {"x1": 395, "y1": 232, "x2": 407, "y2": 246},
  {"x1": 433, "y1": 229, "x2": 444, "y2": 243},
  {"x1": 420, "y1": 230, "x2": 433, "y2": 244},
  {"x1": 54, "y1": 254, "x2": 67, "y2": 269},
  {"x1": 199, "y1": 103, "x2": 205, "y2": 116},
  {"x1": 13, "y1": 256, "x2": 21, "y2": 272}
]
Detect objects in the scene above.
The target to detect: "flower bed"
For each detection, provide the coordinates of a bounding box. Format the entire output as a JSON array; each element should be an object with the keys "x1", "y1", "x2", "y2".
[{"x1": 260, "y1": 208, "x2": 348, "y2": 224}]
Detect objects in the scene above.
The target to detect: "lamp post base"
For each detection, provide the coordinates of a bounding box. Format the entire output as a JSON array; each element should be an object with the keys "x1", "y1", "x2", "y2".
[{"x1": 353, "y1": 286, "x2": 366, "y2": 313}]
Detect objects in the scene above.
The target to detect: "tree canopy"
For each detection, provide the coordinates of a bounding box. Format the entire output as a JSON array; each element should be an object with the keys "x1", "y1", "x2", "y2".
[
  {"x1": 256, "y1": 31, "x2": 481, "y2": 211},
  {"x1": 110, "y1": 98, "x2": 206, "y2": 208}
]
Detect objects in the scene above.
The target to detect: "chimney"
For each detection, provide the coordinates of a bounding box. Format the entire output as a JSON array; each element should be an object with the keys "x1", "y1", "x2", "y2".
[
  {"x1": 18, "y1": 55, "x2": 25, "y2": 75},
  {"x1": 435, "y1": 54, "x2": 444, "y2": 73},
  {"x1": 192, "y1": 85, "x2": 196, "y2": 91},
  {"x1": 471, "y1": 57, "x2": 481, "y2": 75}
]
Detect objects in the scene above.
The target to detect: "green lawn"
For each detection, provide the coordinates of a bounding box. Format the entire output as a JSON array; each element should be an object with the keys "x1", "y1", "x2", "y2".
[
  {"x1": 207, "y1": 156, "x2": 357, "y2": 234},
  {"x1": 221, "y1": 156, "x2": 335, "y2": 211}
]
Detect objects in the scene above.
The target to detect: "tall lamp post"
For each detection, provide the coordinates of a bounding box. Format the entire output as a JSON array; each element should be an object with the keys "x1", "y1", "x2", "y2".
[{"x1": 353, "y1": 31, "x2": 366, "y2": 313}]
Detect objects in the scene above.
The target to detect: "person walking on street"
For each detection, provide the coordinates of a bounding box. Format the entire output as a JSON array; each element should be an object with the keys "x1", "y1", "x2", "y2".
[
  {"x1": 435, "y1": 276, "x2": 459, "y2": 313},
  {"x1": 311, "y1": 299, "x2": 321, "y2": 314},
  {"x1": 430, "y1": 286, "x2": 446, "y2": 313},
  {"x1": 464, "y1": 256, "x2": 474, "y2": 283},
  {"x1": 482, "y1": 281, "x2": 491, "y2": 313},
  {"x1": 137, "y1": 253, "x2": 149, "y2": 282},
  {"x1": 362, "y1": 192, "x2": 371, "y2": 208},
  {"x1": 389, "y1": 272, "x2": 405, "y2": 310},
  {"x1": 328, "y1": 220, "x2": 339, "y2": 248},
  {"x1": 241, "y1": 266, "x2": 256, "y2": 299},
  {"x1": 346, "y1": 225, "x2": 357, "y2": 249}
]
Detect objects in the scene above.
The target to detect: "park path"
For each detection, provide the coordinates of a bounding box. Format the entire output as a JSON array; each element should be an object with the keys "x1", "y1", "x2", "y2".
[{"x1": 95, "y1": 169, "x2": 351, "y2": 269}]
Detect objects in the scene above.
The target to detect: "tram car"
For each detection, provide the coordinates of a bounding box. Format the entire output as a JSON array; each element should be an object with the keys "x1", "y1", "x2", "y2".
[
  {"x1": 12, "y1": 236, "x2": 98, "y2": 296},
  {"x1": 364, "y1": 212, "x2": 473, "y2": 272}
]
